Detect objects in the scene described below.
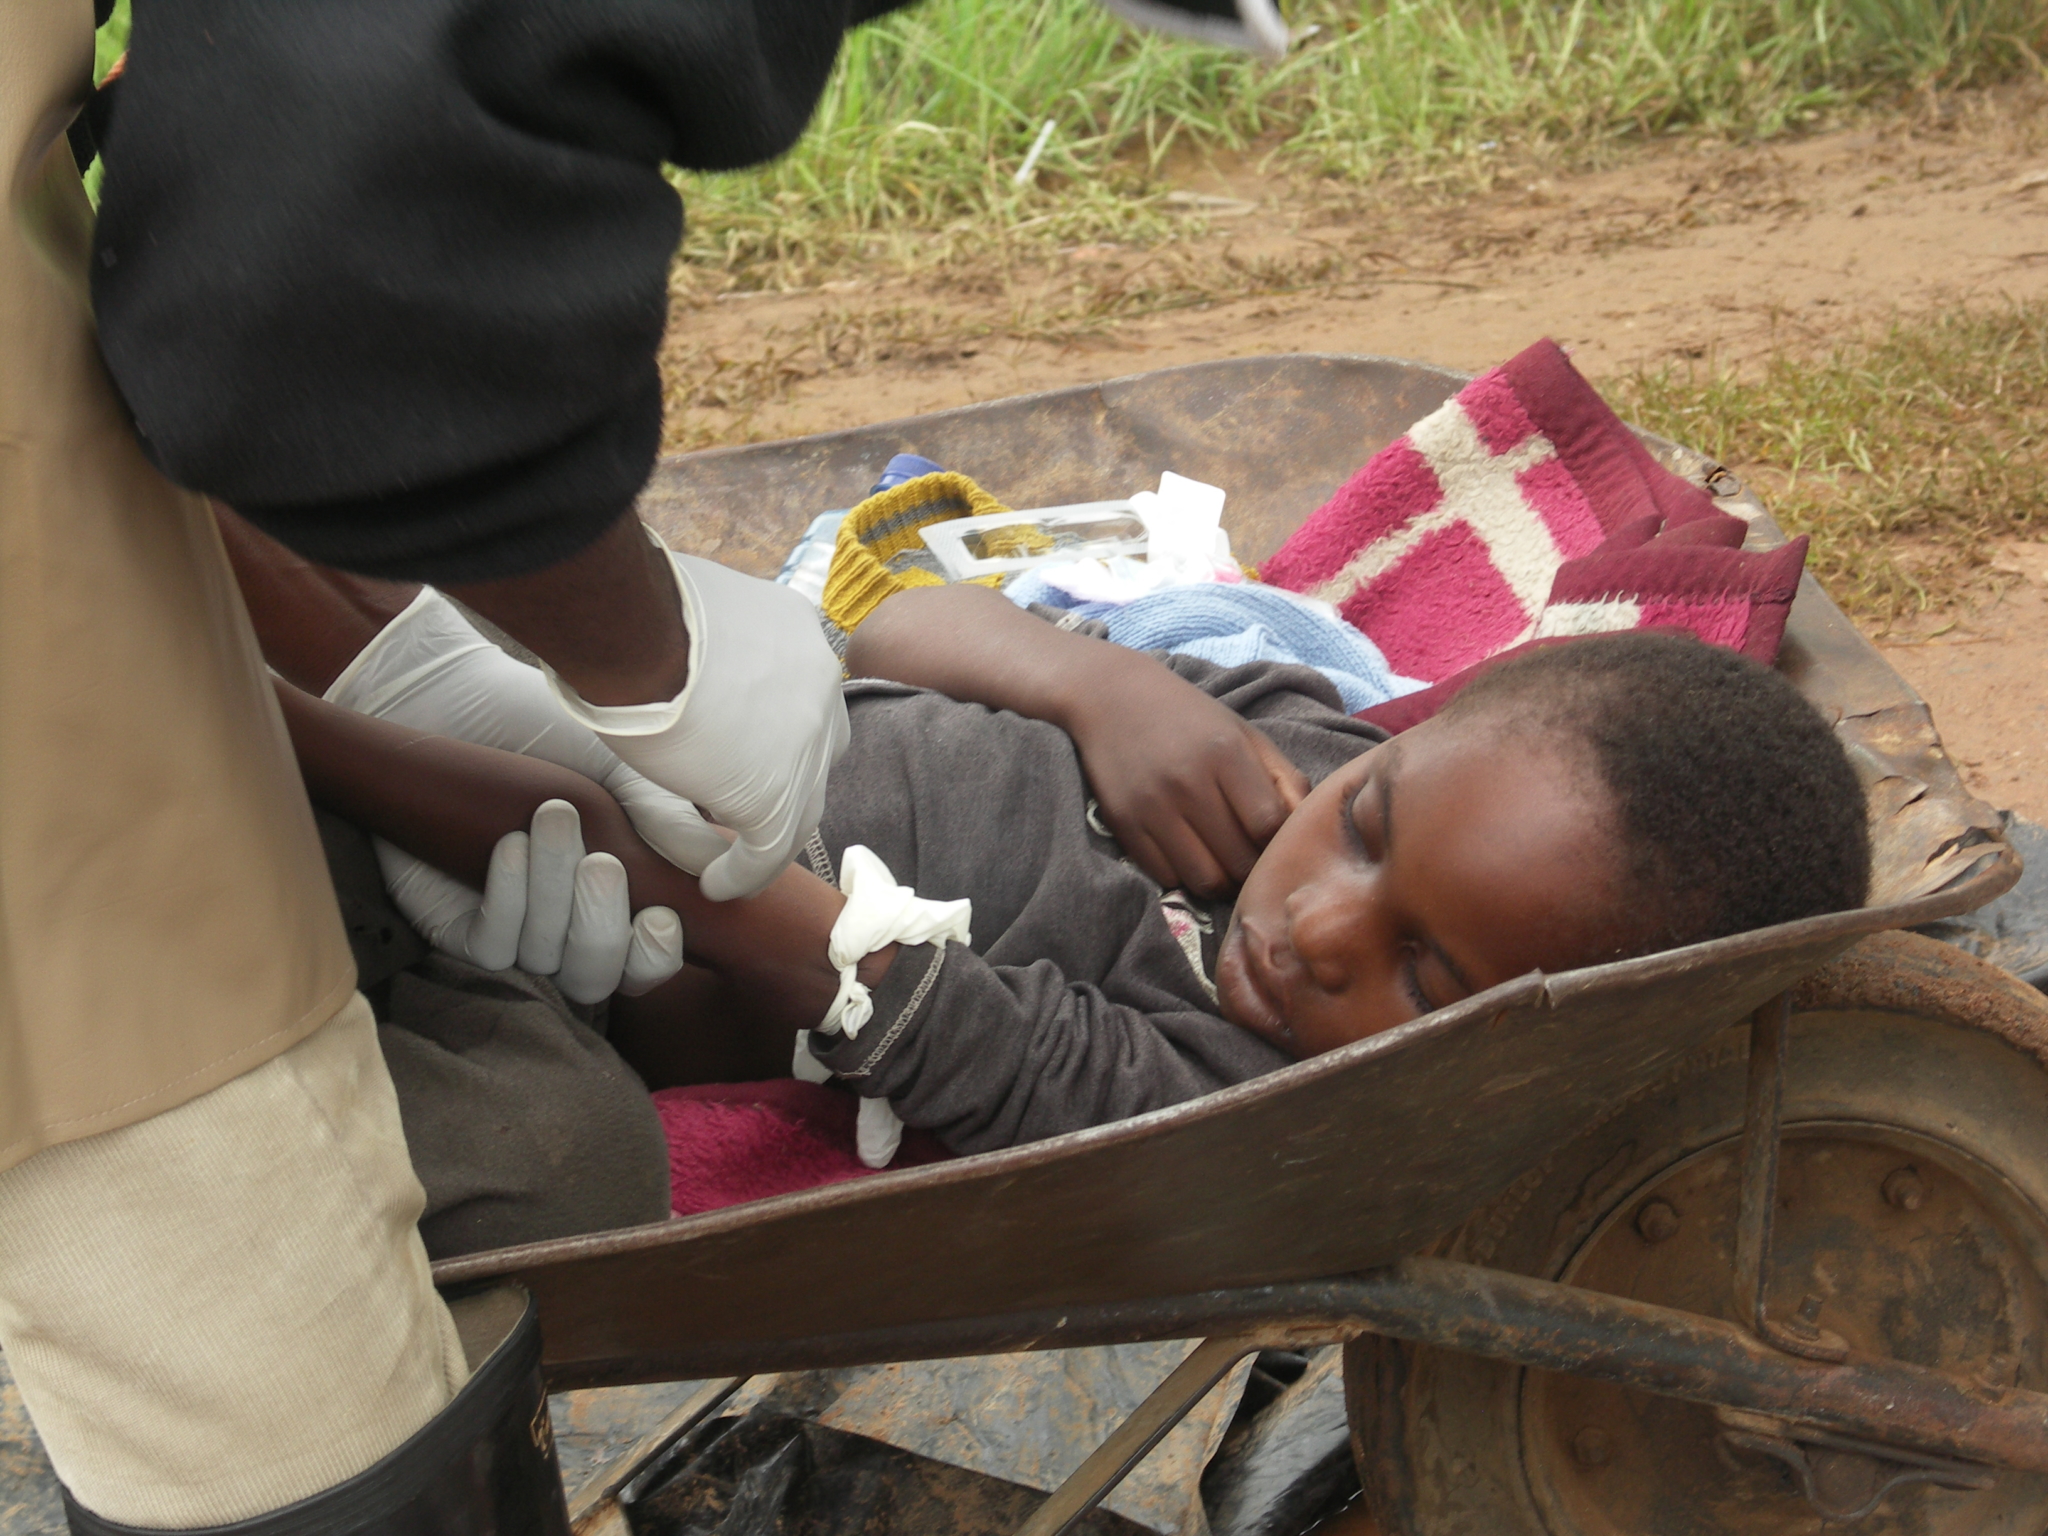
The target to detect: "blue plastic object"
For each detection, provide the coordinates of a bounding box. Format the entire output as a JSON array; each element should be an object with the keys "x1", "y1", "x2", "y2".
[{"x1": 870, "y1": 453, "x2": 946, "y2": 493}]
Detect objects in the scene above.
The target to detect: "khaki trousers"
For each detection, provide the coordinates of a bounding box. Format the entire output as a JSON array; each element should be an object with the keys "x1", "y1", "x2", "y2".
[
  {"x1": 4, "y1": 2, "x2": 471, "y2": 1523},
  {"x1": 0, "y1": 997, "x2": 468, "y2": 1528}
]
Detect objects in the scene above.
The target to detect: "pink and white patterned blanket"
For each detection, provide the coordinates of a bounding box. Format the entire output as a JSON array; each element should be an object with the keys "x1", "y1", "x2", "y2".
[{"x1": 1260, "y1": 339, "x2": 1808, "y2": 727}]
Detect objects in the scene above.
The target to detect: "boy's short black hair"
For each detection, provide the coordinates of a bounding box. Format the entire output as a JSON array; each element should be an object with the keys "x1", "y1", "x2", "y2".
[{"x1": 1444, "y1": 632, "x2": 1871, "y2": 951}]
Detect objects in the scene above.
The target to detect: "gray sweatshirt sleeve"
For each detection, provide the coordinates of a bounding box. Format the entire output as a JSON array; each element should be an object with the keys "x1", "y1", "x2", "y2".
[
  {"x1": 803, "y1": 658, "x2": 1378, "y2": 1156},
  {"x1": 1028, "y1": 614, "x2": 1389, "y2": 784},
  {"x1": 807, "y1": 942, "x2": 1291, "y2": 1154}
]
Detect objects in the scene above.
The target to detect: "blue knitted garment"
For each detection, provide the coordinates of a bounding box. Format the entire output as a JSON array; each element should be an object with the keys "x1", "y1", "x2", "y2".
[
  {"x1": 1010, "y1": 578, "x2": 1425, "y2": 715},
  {"x1": 775, "y1": 454, "x2": 1426, "y2": 715}
]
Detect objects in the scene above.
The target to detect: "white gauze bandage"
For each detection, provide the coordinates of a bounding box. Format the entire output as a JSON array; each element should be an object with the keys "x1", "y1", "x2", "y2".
[
  {"x1": 818, "y1": 845, "x2": 972, "y2": 1039},
  {"x1": 806, "y1": 844, "x2": 972, "y2": 1168}
]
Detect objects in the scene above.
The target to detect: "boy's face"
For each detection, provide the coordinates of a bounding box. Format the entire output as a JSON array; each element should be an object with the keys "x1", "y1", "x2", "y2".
[{"x1": 1215, "y1": 711, "x2": 1636, "y2": 1058}]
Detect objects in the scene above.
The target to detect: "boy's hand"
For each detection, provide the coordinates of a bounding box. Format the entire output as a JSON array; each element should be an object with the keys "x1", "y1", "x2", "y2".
[
  {"x1": 846, "y1": 584, "x2": 1308, "y2": 895},
  {"x1": 1064, "y1": 659, "x2": 1307, "y2": 896}
]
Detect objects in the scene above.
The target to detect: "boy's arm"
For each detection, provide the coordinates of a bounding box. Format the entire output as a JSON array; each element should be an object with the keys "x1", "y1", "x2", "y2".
[
  {"x1": 274, "y1": 679, "x2": 893, "y2": 1035},
  {"x1": 808, "y1": 944, "x2": 1292, "y2": 1152},
  {"x1": 846, "y1": 585, "x2": 1306, "y2": 897}
]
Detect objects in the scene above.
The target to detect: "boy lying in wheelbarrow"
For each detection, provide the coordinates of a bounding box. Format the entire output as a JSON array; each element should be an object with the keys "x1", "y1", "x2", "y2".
[{"x1": 279, "y1": 578, "x2": 1870, "y2": 1156}]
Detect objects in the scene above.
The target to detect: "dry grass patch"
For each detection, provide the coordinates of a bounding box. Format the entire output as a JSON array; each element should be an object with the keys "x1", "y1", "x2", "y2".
[
  {"x1": 667, "y1": 0, "x2": 2048, "y2": 297},
  {"x1": 659, "y1": 303, "x2": 997, "y2": 448},
  {"x1": 1614, "y1": 302, "x2": 2048, "y2": 623}
]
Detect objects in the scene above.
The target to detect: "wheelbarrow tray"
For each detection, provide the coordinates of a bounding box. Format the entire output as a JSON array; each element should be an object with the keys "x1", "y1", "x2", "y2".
[{"x1": 435, "y1": 355, "x2": 2017, "y2": 1394}]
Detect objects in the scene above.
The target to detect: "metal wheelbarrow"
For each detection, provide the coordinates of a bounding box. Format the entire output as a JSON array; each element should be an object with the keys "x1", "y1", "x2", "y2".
[{"x1": 435, "y1": 355, "x2": 2048, "y2": 1536}]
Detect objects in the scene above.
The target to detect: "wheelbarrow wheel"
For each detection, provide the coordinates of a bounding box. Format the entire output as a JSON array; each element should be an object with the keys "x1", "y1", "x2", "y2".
[{"x1": 1344, "y1": 930, "x2": 2048, "y2": 1536}]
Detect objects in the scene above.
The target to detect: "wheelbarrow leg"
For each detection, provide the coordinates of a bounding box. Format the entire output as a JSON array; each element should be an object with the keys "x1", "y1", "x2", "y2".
[
  {"x1": 1017, "y1": 1334, "x2": 1262, "y2": 1536},
  {"x1": 562, "y1": 1377, "x2": 745, "y2": 1535},
  {"x1": 1733, "y1": 991, "x2": 1847, "y2": 1362}
]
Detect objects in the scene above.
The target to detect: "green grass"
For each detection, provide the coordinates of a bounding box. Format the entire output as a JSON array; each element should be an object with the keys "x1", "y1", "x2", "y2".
[
  {"x1": 1615, "y1": 304, "x2": 2048, "y2": 622},
  {"x1": 673, "y1": 0, "x2": 2048, "y2": 282},
  {"x1": 84, "y1": 0, "x2": 2045, "y2": 269},
  {"x1": 81, "y1": 0, "x2": 131, "y2": 205},
  {"x1": 94, "y1": 1, "x2": 129, "y2": 79},
  {"x1": 84, "y1": 0, "x2": 2048, "y2": 622}
]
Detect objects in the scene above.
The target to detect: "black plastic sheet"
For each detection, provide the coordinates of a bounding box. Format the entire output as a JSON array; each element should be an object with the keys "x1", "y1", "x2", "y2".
[
  {"x1": 628, "y1": 1414, "x2": 1146, "y2": 1536},
  {"x1": 1919, "y1": 813, "x2": 2048, "y2": 987},
  {"x1": 1203, "y1": 1349, "x2": 1357, "y2": 1536}
]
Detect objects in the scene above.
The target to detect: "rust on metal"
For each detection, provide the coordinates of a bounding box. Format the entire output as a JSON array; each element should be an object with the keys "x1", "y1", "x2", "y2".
[
  {"x1": 1730, "y1": 997, "x2": 1783, "y2": 1340},
  {"x1": 1882, "y1": 1166, "x2": 1927, "y2": 1212},
  {"x1": 1796, "y1": 928, "x2": 2048, "y2": 1067},
  {"x1": 1633, "y1": 1200, "x2": 1680, "y2": 1244},
  {"x1": 562, "y1": 1377, "x2": 743, "y2": 1527},
  {"x1": 1571, "y1": 1428, "x2": 1613, "y2": 1467},
  {"x1": 440, "y1": 360, "x2": 2017, "y2": 1392},
  {"x1": 420, "y1": 361, "x2": 2046, "y2": 1528},
  {"x1": 1014, "y1": 1336, "x2": 1263, "y2": 1536},
  {"x1": 1355, "y1": 928, "x2": 2048, "y2": 1536},
  {"x1": 1716, "y1": 1410, "x2": 1997, "y2": 1522},
  {"x1": 434, "y1": 901, "x2": 2020, "y2": 1392},
  {"x1": 1354, "y1": 1257, "x2": 2048, "y2": 1474},
  {"x1": 1733, "y1": 994, "x2": 1849, "y2": 1363}
]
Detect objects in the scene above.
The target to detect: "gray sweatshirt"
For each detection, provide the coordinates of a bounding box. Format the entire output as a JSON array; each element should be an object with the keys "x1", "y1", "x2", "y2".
[{"x1": 805, "y1": 654, "x2": 1388, "y2": 1152}]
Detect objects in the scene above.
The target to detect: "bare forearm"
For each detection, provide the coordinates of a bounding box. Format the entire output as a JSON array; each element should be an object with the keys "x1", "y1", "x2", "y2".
[
  {"x1": 442, "y1": 511, "x2": 691, "y2": 707},
  {"x1": 219, "y1": 503, "x2": 690, "y2": 710},
  {"x1": 844, "y1": 583, "x2": 1151, "y2": 731},
  {"x1": 273, "y1": 680, "x2": 882, "y2": 1020},
  {"x1": 216, "y1": 505, "x2": 419, "y2": 694}
]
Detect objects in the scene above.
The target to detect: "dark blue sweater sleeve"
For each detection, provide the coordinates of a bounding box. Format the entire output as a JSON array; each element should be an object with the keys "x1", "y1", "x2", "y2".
[{"x1": 90, "y1": 0, "x2": 906, "y2": 582}]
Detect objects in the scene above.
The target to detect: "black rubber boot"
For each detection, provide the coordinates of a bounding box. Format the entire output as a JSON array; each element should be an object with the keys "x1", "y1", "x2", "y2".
[{"x1": 62, "y1": 1285, "x2": 570, "y2": 1536}]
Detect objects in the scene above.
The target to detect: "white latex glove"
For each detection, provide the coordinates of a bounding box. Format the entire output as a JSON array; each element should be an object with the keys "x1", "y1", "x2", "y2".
[
  {"x1": 543, "y1": 541, "x2": 851, "y2": 901},
  {"x1": 374, "y1": 800, "x2": 685, "y2": 1004},
  {"x1": 329, "y1": 590, "x2": 689, "y2": 996},
  {"x1": 327, "y1": 588, "x2": 716, "y2": 873}
]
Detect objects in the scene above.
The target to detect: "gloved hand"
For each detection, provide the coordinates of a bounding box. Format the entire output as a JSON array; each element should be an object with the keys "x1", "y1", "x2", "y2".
[
  {"x1": 328, "y1": 588, "x2": 693, "y2": 992},
  {"x1": 375, "y1": 800, "x2": 684, "y2": 1004},
  {"x1": 544, "y1": 541, "x2": 851, "y2": 901},
  {"x1": 329, "y1": 588, "x2": 718, "y2": 864}
]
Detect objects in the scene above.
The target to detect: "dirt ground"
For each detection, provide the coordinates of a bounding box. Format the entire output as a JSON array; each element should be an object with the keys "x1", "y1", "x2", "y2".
[
  {"x1": 667, "y1": 87, "x2": 2048, "y2": 820},
  {"x1": 1882, "y1": 544, "x2": 2048, "y2": 823}
]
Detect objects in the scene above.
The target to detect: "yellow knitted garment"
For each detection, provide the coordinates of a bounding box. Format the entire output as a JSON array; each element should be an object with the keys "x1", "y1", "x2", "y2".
[{"x1": 820, "y1": 471, "x2": 1010, "y2": 637}]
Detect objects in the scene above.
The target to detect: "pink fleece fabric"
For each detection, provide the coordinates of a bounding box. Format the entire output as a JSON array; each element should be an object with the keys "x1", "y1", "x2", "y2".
[
  {"x1": 653, "y1": 1081, "x2": 952, "y2": 1216},
  {"x1": 1257, "y1": 338, "x2": 1808, "y2": 729}
]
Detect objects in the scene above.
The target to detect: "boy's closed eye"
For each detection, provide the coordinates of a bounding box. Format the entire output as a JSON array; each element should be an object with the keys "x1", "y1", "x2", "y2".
[
  {"x1": 1215, "y1": 714, "x2": 1634, "y2": 1060},
  {"x1": 1340, "y1": 770, "x2": 1478, "y2": 1015}
]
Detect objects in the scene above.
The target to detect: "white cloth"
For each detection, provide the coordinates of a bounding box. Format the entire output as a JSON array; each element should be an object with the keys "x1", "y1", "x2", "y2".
[
  {"x1": 817, "y1": 845, "x2": 973, "y2": 1041},
  {"x1": 788, "y1": 1036, "x2": 912, "y2": 1169},
  {"x1": 807, "y1": 846, "x2": 972, "y2": 1169}
]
